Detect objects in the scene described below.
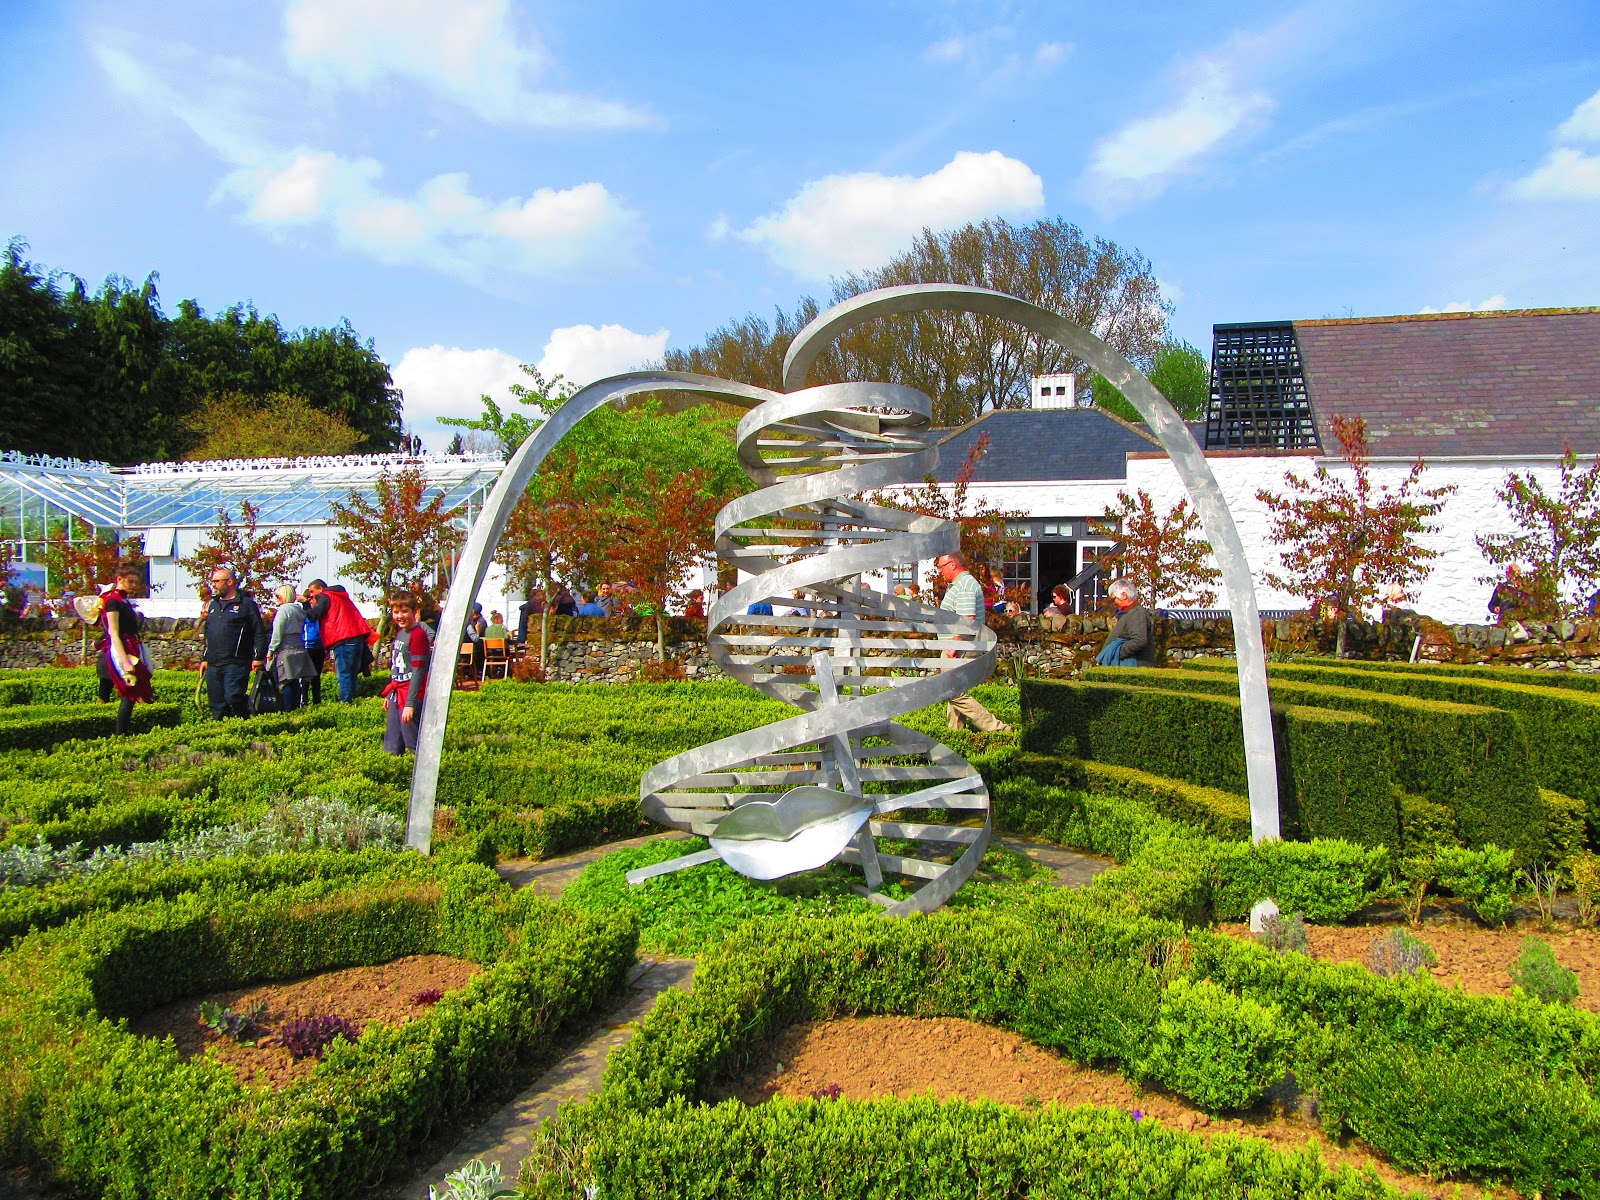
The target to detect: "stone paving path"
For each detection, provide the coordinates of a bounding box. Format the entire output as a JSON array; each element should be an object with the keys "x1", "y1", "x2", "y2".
[{"x1": 404, "y1": 830, "x2": 1109, "y2": 1195}]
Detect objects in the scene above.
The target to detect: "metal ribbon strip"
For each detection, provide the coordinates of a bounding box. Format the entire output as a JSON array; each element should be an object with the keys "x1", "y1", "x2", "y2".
[{"x1": 636, "y1": 377, "x2": 996, "y2": 914}]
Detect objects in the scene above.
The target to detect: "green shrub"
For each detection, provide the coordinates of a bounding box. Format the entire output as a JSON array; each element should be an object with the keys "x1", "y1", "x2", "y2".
[
  {"x1": 1211, "y1": 838, "x2": 1385, "y2": 924},
  {"x1": 1433, "y1": 844, "x2": 1517, "y2": 926},
  {"x1": 1396, "y1": 790, "x2": 1456, "y2": 853},
  {"x1": 1021, "y1": 679, "x2": 1398, "y2": 848},
  {"x1": 0, "y1": 701, "x2": 182, "y2": 750},
  {"x1": 1139, "y1": 977, "x2": 1292, "y2": 1111},
  {"x1": 1214, "y1": 658, "x2": 1600, "y2": 828},
  {"x1": 1302, "y1": 655, "x2": 1600, "y2": 695},
  {"x1": 1313, "y1": 1035, "x2": 1600, "y2": 1197},
  {"x1": 1015, "y1": 958, "x2": 1161, "y2": 1067},
  {"x1": 1117, "y1": 664, "x2": 1540, "y2": 856},
  {"x1": 524, "y1": 1094, "x2": 1402, "y2": 1200},
  {"x1": 1510, "y1": 937, "x2": 1581, "y2": 1006}
]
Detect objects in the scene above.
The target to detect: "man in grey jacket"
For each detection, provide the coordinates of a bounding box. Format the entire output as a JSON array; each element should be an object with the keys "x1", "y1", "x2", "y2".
[{"x1": 1097, "y1": 578, "x2": 1155, "y2": 667}]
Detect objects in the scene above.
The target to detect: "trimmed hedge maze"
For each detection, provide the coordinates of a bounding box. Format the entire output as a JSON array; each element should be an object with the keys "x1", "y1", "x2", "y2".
[
  {"x1": 0, "y1": 664, "x2": 1594, "y2": 1198},
  {"x1": 1024, "y1": 660, "x2": 1594, "y2": 865},
  {"x1": 0, "y1": 860, "x2": 636, "y2": 1200},
  {"x1": 526, "y1": 872, "x2": 1600, "y2": 1198}
]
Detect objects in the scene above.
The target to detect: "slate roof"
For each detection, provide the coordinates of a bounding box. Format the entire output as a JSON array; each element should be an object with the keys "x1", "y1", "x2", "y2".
[
  {"x1": 927, "y1": 408, "x2": 1162, "y2": 483},
  {"x1": 1292, "y1": 307, "x2": 1600, "y2": 457}
]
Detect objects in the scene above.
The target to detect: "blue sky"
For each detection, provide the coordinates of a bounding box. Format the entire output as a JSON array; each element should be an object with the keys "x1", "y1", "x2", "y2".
[{"x1": 4, "y1": 0, "x2": 1598, "y2": 447}]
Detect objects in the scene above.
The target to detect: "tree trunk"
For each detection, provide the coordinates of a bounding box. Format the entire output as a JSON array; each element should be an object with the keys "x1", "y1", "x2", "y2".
[
  {"x1": 539, "y1": 604, "x2": 552, "y2": 672},
  {"x1": 655, "y1": 611, "x2": 667, "y2": 662},
  {"x1": 1335, "y1": 619, "x2": 1349, "y2": 659}
]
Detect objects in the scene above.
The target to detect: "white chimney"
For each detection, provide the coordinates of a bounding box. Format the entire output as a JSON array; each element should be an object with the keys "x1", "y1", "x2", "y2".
[{"x1": 1031, "y1": 372, "x2": 1080, "y2": 409}]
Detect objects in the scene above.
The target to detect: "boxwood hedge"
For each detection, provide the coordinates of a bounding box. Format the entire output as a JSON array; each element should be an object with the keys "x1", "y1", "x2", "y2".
[{"x1": 0, "y1": 863, "x2": 637, "y2": 1200}]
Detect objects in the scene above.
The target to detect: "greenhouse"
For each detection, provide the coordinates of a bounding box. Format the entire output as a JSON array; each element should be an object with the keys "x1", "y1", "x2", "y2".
[{"x1": 0, "y1": 449, "x2": 506, "y2": 615}]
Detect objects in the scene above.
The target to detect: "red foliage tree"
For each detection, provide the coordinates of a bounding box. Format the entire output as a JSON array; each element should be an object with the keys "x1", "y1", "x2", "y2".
[
  {"x1": 176, "y1": 500, "x2": 311, "y2": 607},
  {"x1": 602, "y1": 467, "x2": 727, "y2": 660},
  {"x1": 1089, "y1": 490, "x2": 1220, "y2": 610},
  {"x1": 1475, "y1": 447, "x2": 1600, "y2": 619},
  {"x1": 1256, "y1": 416, "x2": 1454, "y2": 650},
  {"x1": 494, "y1": 460, "x2": 610, "y2": 670},
  {"x1": 328, "y1": 464, "x2": 465, "y2": 628}
]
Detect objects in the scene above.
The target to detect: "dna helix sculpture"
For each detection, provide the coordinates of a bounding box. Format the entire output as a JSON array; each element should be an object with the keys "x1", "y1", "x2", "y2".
[
  {"x1": 629, "y1": 378, "x2": 998, "y2": 913},
  {"x1": 407, "y1": 284, "x2": 1280, "y2": 920}
]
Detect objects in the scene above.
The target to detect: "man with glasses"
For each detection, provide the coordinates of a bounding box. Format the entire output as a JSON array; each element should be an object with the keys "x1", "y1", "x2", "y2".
[
  {"x1": 197, "y1": 567, "x2": 266, "y2": 719},
  {"x1": 934, "y1": 551, "x2": 1011, "y2": 734}
]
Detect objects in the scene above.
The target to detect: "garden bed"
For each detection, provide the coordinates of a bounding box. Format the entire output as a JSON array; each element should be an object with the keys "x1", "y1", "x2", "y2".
[
  {"x1": 1218, "y1": 919, "x2": 1600, "y2": 1009},
  {"x1": 130, "y1": 953, "x2": 480, "y2": 1088},
  {"x1": 722, "y1": 1015, "x2": 1507, "y2": 1200}
]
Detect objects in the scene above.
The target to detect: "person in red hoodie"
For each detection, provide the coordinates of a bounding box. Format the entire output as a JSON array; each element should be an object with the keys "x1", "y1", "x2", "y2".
[
  {"x1": 382, "y1": 590, "x2": 433, "y2": 756},
  {"x1": 315, "y1": 580, "x2": 377, "y2": 702},
  {"x1": 97, "y1": 565, "x2": 155, "y2": 735}
]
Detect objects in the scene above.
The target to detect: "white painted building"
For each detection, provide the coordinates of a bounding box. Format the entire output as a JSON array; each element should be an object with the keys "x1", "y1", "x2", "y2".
[{"x1": 910, "y1": 307, "x2": 1600, "y2": 625}]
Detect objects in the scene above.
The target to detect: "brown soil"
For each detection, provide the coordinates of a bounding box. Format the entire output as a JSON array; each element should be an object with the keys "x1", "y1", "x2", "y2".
[
  {"x1": 723, "y1": 1016, "x2": 1514, "y2": 1200},
  {"x1": 129, "y1": 954, "x2": 481, "y2": 1089},
  {"x1": 1219, "y1": 920, "x2": 1600, "y2": 1010}
]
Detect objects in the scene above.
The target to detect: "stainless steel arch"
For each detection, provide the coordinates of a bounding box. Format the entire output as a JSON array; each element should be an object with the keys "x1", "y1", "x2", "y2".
[
  {"x1": 406, "y1": 371, "x2": 773, "y2": 853},
  {"x1": 783, "y1": 284, "x2": 1281, "y2": 843}
]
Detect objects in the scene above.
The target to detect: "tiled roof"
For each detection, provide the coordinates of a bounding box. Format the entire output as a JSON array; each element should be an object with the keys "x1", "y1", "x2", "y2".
[
  {"x1": 1292, "y1": 307, "x2": 1600, "y2": 457},
  {"x1": 927, "y1": 408, "x2": 1161, "y2": 482}
]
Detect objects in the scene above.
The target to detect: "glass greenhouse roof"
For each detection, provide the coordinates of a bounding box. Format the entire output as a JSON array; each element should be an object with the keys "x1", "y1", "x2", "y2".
[{"x1": 0, "y1": 450, "x2": 506, "y2": 532}]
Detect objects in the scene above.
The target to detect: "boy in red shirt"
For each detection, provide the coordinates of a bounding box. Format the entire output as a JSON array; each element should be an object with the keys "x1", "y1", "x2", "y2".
[{"x1": 381, "y1": 591, "x2": 434, "y2": 756}]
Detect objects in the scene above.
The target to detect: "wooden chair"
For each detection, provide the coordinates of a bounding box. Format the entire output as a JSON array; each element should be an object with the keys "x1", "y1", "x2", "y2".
[
  {"x1": 455, "y1": 641, "x2": 478, "y2": 690},
  {"x1": 482, "y1": 637, "x2": 510, "y2": 682}
]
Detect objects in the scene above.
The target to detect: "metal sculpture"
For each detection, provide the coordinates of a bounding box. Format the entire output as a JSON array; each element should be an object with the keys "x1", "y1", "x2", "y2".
[
  {"x1": 406, "y1": 285, "x2": 1281, "y2": 917},
  {"x1": 626, "y1": 377, "x2": 996, "y2": 912}
]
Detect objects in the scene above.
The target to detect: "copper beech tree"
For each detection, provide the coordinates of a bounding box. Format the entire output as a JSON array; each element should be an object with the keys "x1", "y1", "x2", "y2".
[
  {"x1": 1475, "y1": 447, "x2": 1600, "y2": 619},
  {"x1": 1089, "y1": 491, "x2": 1220, "y2": 610},
  {"x1": 602, "y1": 467, "x2": 727, "y2": 661},
  {"x1": 494, "y1": 458, "x2": 610, "y2": 671},
  {"x1": 1256, "y1": 416, "x2": 1453, "y2": 653},
  {"x1": 329, "y1": 464, "x2": 464, "y2": 627},
  {"x1": 176, "y1": 501, "x2": 310, "y2": 606}
]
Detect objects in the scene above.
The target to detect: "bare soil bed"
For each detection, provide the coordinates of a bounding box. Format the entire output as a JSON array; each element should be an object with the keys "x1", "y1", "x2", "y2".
[
  {"x1": 722, "y1": 1016, "x2": 1513, "y2": 1200},
  {"x1": 1218, "y1": 919, "x2": 1600, "y2": 1010},
  {"x1": 130, "y1": 954, "x2": 481, "y2": 1088}
]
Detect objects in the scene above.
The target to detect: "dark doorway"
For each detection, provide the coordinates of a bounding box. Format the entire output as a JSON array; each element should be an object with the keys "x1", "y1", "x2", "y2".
[{"x1": 1036, "y1": 541, "x2": 1076, "y2": 611}]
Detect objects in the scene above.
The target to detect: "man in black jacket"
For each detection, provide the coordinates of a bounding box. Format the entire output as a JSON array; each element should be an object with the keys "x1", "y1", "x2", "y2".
[{"x1": 198, "y1": 567, "x2": 267, "y2": 718}]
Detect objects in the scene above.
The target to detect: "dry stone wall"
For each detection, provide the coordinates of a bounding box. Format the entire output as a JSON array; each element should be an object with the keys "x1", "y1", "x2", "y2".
[{"x1": 2, "y1": 610, "x2": 1596, "y2": 679}]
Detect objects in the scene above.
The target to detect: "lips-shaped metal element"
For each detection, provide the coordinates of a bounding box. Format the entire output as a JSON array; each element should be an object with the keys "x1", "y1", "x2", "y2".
[{"x1": 708, "y1": 786, "x2": 873, "y2": 881}]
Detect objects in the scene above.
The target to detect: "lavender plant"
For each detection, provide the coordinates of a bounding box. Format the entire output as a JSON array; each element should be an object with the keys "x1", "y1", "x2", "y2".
[
  {"x1": 1366, "y1": 928, "x2": 1437, "y2": 978},
  {"x1": 428, "y1": 1159, "x2": 518, "y2": 1200},
  {"x1": 1254, "y1": 911, "x2": 1309, "y2": 955},
  {"x1": 1508, "y1": 937, "x2": 1580, "y2": 1006},
  {"x1": 0, "y1": 795, "x2": 405, "y2": 889}
]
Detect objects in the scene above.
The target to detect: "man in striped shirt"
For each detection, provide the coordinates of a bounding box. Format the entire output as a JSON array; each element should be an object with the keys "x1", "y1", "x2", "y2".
[{"x1": 936, "y1": 551, "x2": 1012, "y2": 733}]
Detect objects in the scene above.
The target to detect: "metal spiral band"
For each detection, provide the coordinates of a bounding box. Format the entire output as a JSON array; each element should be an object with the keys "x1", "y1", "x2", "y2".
[{"x1": 637, "y1": 378, "x2": 997, "y2": 914}]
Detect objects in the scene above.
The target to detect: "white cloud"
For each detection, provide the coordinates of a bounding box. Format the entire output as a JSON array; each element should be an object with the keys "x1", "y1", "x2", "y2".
[
  {"x1": 705, "y1": 214, "x2": 731, "y2": 242},
  {"x1": 1034, "y1": 42, "x2": 1070, "y2": 67},
  {"x1": 535, "y1": 324, "x2": 670, "y2": 388},
  {"x1": 1506, "y1": 86, "x2": 1600, "y2": 201},
  {"x1": 220, "y1": 152, "x2": 643, "y2": 282},
  {"x1": 925, "y1": 37, "x2": 971, "y2": 63},
  {"x1": 1555, "y1": 86, "x2": 1600, "y2": 143},
  {"x1": 1509, "y1": 147, "x2": 1600, "y2": 200},
  {"x1": 739, "y1": 150, "x2": 1044, "y2": 279},
  {"x1": 1083, "y1": 60, "x2": 1273, "y2": 215},
  {"x1": 282, "y1": 0, "x2": 650, "y2": 128},
  {"x1": 392, "y1": 345, "x2": 531, "y2": 440},
  {"x1": 1419, "y1": 295, "x2": 1509, "y2": 314}
]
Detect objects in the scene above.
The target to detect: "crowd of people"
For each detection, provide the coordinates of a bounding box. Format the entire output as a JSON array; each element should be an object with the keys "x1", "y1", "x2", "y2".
[{"x1": 72, "y1": 547, "x2": 1599, "y2": 764}]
